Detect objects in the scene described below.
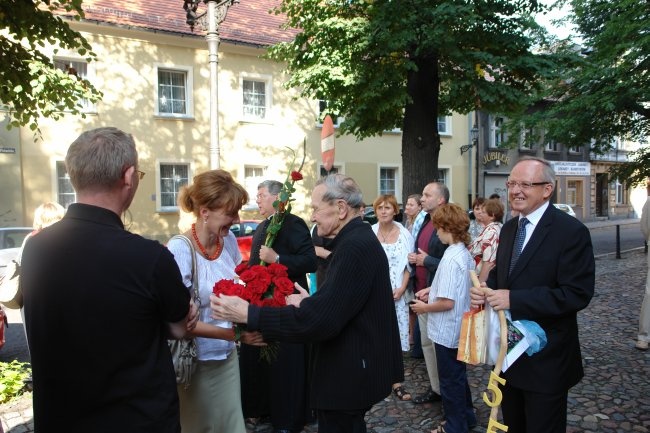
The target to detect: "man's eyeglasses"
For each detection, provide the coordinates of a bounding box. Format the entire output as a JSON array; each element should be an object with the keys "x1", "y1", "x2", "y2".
[
  {"x1": 505, "y1": 180, "x2": 549, "y2": 190},
  {"x1": 137, "y1": 170, "x2": 146, "y2": 180}
]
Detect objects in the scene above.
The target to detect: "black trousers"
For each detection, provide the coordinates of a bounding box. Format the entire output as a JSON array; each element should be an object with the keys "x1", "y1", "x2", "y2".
[
  {"x1": 316, "y1": 408, "x2": 369, "y2": 433},
  {"x1": 501, "y1": 381, "x2": 568, "y2": 433}
]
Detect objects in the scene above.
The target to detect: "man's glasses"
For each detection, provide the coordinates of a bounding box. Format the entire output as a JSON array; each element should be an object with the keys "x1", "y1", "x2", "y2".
[
  {"x1": 137, "y1": 170, "x2": 146, "y2": 180},
  {"x1": 505, "y1": 180, "x2": 549, "y2": 190}
]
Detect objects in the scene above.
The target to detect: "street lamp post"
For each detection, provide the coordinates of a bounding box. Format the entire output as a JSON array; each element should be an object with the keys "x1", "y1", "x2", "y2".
[
  {"x1": 183, "y1": 0, "x2": 238, "y2": 170},
  {"x1": 460, "y1": 122, "x2": 479, "y2": 209}
]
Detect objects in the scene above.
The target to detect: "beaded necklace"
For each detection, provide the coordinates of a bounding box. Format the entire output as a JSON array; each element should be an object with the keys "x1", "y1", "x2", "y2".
[{"x1": 191, "y1": 223, "x2": 223, "y2": 260}]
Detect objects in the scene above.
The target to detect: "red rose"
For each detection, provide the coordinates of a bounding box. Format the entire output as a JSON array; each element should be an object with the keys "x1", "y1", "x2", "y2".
[
  {"x1": 234, "y1": 262, "x2": 248, "y2": 276},
  {"x1": 247, "y1": 279, "x2": 268, "y2": 296},
  {"x1": 272, "y1": 289, "x2": 287, "y2": 306},
  {"x1": 273, "y1": 277, "x2": 294, "y2": 296},
  {"x1": 290, "y1": 171, "x2": 303, "y2": 181},
  {"x1": 267, "y1": 263, "x2": 289, "y2": 278},
  {"x1": 239, "y1": 268, "x2": 257, "y2": 283},
  {"x1": 213, "y1": 279, "x2": 245, "y2": 297}
]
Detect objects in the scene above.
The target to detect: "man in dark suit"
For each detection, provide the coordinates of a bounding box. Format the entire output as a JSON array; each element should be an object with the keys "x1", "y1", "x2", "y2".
[
  {"x1": 213, "y1": 174, "x2": 404, "y2": 433},
  {"x1": 471, "y1": 157, "x2": 595, "y2": 433},
  {"x1": 240, "y1": 180, "x2": 317, "y2": 433}
]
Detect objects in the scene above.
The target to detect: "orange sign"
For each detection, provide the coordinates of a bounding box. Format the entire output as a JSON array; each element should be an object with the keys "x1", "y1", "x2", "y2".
[{"x1": 320, "y1": 115, "x2": 335, "y2": 172}]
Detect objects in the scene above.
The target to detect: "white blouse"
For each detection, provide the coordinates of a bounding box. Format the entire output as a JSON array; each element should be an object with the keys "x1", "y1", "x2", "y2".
[{"x1": 167, "y1": 232, "x2": 242, "y2": 361}]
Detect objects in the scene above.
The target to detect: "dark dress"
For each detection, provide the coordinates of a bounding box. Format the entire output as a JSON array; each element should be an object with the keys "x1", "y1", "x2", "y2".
[{"x1": 239, "y1": 213, "x2": 317, "y2": 431}]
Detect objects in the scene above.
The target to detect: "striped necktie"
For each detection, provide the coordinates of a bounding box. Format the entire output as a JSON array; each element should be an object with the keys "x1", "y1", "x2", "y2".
[{"x1": 509, "y1": 217, "x2": 529, "y2": 275}]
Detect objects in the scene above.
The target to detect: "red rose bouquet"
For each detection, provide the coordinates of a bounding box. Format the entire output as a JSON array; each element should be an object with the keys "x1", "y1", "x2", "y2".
[{"x1": 213, "y1": 262, "x2": 295, "y2": 361}]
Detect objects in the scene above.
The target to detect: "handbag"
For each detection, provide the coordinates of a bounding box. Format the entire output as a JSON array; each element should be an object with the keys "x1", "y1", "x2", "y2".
[
  {"x1": 167, "y1": 235, "x2": 201, "y2": 389},
  {"x1": 0, "y1": 260, "x2": 23, "y2": 309},
  {"x1": 457, "y1": 306, "x2": 488, "y2": 365}
]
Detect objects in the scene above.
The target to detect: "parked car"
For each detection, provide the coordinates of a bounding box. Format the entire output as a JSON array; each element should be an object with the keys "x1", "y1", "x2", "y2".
[
  {"x1": 362, "y1": 206, "x2": 377, "y2": 225},
  {"x1": 0, "y1": 228, "x2": 31, "y2": 280},
  {"x1": 362, "y1": 205, "x2": 404, "y2": 225},
  {"x1": 553, "y1": 203, "x2": 576, "y2": 218},
  {"x1": 229, "y1": 220, "x2": 261, "y2": 263},
  {"x1": 0, "y1": 227, "x2": 32, "y2": 250}
]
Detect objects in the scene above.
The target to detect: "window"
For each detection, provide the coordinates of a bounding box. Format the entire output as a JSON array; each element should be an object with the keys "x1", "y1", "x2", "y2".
[
  {"x1": 379, "y1": 167, "x2": 398, "y2": 196},
  {"x1": 519, "y1": 127, "x2": 535, "y2": 150},
  {"x1": 53, "y1": 58, "x2": 95, "y2": 112},
  {"x1": 320, "y1": 165, "x2": 340, "y2": 177},
  {"x1": 567, "y1": 180, "x2": 578, "y2": 206},
  {"x1": 244, "y1": 166, "x2": 266, "y2": 207},
  {"x1": 318, "y1": 100, "x2": 344, "y2": 126},
  {"x1": 615, "y1": 179, "x2": 626, "y2": 204},
  {"x1": 241, "y1": 74, "x2": 272, "y2": 121},
  {"x1": 490, "y1": 116, "x2": 505, "y2": 148},
  {"x1": 437, "y1": 116, "x2": 451, "y2": 135},
  {"x1": 56, "y1": 161, "x2": 76, "y2": 208},
  {"x1": 156, "y1": 65, "x2": 193, "y2": 117},
  {"x1": 545, "y1": 140, "x2": 559, "y2": 152},
  {"x1": 436, "y1": 168, "x2": 448, "y2": 185},
  {"x1": 569, "y1": 145, "x2": 583, "y2": 154},
  {"x1": 158, "y1": 163, "x2": 190, "y2": 210}
]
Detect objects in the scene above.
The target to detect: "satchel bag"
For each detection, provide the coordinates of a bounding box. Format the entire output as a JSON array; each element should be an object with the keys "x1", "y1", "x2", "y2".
[
  {"x1": 168, "y1": 235, "x2": 201, "y2": 389},
  {"x1": 0, "y1": 260, "x2": 23, "y2": 309}
]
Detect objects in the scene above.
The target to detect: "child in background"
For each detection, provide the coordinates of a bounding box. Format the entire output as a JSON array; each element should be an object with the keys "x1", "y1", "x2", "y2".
[{"x1": 410, "y1": 203, "x2": 476, "y2": 433}]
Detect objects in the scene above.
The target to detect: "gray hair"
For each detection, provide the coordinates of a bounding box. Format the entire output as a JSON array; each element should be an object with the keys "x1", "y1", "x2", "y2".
[
  {"x1": 315, "y1": 174, "x2": 363, "y2": 209},
  {"x1": 516, "y1": 157, "x2": 556, "y2": 185},
  {"x1": 258, "y1": 180, "x2": 283, "y2": 195},
  {"x1": 427, "y1": 181, "x2": 450, "y2": 204},
  {"x1": 65, "y1": 127, "x2": 138, "y2": 192}
]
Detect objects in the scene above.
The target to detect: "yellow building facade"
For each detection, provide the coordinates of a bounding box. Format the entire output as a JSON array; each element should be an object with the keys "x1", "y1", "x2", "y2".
[{"x1": 1, "y1": 3, "x2": 474, "y2": 241}]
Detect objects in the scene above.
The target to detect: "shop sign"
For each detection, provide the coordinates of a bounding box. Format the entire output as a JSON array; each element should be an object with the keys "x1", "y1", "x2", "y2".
[
  {"x1": 550, "y1": 161, "x2": 591, "y2": 176},
  {"x1": 0, "y1": 147, "x2": 16, "y2": 154},
  {"x1": 483, "y1": 152, "x2": 510, "y2": 166}
]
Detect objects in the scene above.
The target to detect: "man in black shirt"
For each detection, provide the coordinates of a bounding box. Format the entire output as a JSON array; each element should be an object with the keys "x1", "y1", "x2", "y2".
[{"x1": 22, "y1": 127, "x2": 196, "y2": 433}]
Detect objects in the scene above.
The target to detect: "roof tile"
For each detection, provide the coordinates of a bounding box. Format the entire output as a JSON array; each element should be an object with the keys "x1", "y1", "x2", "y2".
[{"x1": 60, "y1": 0, "x2": 297, "y2": 46}]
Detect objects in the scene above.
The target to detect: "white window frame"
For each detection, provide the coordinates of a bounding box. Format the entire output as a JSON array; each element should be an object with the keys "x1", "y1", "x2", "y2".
[
  {"x1": 319, "y1": 164, "x2": 342, "y2": 178},
  {"x1": 317, "y1": 100, "x2": 345, "y2": 127},
  {"x1": 243, "y1": 165, "x2": 267, "y2": 209},
  {"x1": 489, "y1": 116, "x2": 505, "y2": 148},
  {"x1": 436, "y1": 168, "x2": 449, "y2": 186},
  {"x1": 378, "y1": 165, "x2": 400, "y2": 202},
  {"x1": 156, "y1": 160, "x2": 191, "y2": 212},
  {"x1": 154, "y1": 64, "x2": 194, "y2": 118},
  {"x1": 240, "y1": 73, "x2": 272, "y2": 123},
  {"x1": 437, "y1": 116, "x2": 452, "y2": 136},
  {"x1": 54, "y1": 160, "x2": 76, "y2": 208},
  {"x1": 569, "y1": 145, "x2": 583, "y2": 154},
  {"x1": 545, "y1": 140, "x2": 559, "y2": 152},
  {"x1": 519, "y1": 127, "x2": 535, "y2": 150},
  {"x1": 53, "y1": 56, "x2": 97, "y2": 113},
  {"x1": 614, "y1": 179, "x2": 625, "y2": 204}
]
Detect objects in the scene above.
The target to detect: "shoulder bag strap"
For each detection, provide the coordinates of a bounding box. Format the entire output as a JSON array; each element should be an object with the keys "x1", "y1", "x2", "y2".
[{"x1": 170, "y1": 235, "x2": 201, "y2": 308}]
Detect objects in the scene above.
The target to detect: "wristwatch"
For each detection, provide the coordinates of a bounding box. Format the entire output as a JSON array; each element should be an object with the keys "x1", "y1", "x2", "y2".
[{"x1": 275, "y1": 254, "x2": 280, "y2": 264}]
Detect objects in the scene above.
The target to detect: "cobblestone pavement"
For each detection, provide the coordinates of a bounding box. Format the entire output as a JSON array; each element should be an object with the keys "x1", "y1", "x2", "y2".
[{"x1": 1, "y1": 249, "x2": 648, "y2": 433}]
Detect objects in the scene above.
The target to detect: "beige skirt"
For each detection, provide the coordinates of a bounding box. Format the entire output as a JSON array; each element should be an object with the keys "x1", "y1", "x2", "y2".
[{"x1": 178, "y1": 350, "x2": 246, "y2": 433}]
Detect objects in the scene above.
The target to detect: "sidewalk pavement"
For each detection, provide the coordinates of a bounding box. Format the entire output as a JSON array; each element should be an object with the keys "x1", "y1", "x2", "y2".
[
  {"x1": 1, "y1": 237, "x2": 648, "y2": 433},
  {"x1": 583, "y1": 217, "x2": 640, "y2": 232}
]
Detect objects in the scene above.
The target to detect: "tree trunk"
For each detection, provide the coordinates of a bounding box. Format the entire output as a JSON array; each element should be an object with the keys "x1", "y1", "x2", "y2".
[{"x1": 401, "y1": 55, "x2": 441, "y2": 202}]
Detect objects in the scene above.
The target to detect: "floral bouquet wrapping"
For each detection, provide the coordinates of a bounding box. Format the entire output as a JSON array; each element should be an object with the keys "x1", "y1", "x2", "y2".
[{"x1": 213, "y1": 262, "x2": 295, "y2": 361}]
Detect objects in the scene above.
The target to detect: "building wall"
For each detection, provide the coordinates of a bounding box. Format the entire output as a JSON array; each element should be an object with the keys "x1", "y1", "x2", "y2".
[{"x1": 13, "y1": 23, "x2": 472, "y2": 240}]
